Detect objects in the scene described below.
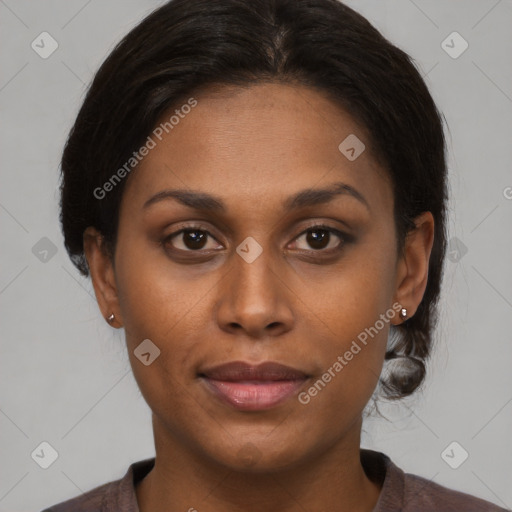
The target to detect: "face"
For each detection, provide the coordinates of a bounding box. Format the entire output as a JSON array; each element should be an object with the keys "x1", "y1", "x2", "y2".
[{"x1": 85, "y1": 82, "x2": 433, "y2": 472}]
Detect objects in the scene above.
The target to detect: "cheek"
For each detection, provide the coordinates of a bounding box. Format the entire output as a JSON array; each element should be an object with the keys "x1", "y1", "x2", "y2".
[
  {"x1": 297, "y1": 235, "x2": 397, "y2": 404},
  {"x1": 113, "y1": 237, "x2": 217, "y2": 391},
  {"x1": 302, "y1": 234, "x2": 396, "y2": 334},
  {"x1": 115, "y1": 267, "x2": 209, "y2": 421},
  {"x1": 296, "y1": 296, "x2": 391, "y2": 421},
  {"x1": 115, "y1": 226, "x2": 206, "y2": 336}
]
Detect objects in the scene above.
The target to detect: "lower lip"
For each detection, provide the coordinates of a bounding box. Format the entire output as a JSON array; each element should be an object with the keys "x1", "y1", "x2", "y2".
[{"x1": 200, "y1": 377, "x2": 307, "y2": 411}]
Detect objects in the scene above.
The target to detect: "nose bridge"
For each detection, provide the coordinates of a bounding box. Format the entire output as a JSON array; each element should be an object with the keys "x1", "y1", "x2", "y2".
[{"x1": 231, "y1": 239, "x2": 280, "y2": 310}]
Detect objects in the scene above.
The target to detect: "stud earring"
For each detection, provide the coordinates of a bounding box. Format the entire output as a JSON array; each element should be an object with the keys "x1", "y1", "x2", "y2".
[
  {"x1": 399, "y1": 308, "x2": 407, "y2": 320},
  {"x1": 107, "y1": 313, "x2": 115, "y2": 323}
]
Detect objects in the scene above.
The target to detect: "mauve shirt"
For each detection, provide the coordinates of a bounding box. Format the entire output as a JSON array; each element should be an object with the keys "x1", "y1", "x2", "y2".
[{"x1": 41, "y1": 449, "x2": 509, "y2": 511}]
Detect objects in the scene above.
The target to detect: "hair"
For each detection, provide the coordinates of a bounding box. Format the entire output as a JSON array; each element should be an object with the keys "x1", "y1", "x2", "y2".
[{"x1": 60, "y1": 0, "x2": 448, "y2": 400}]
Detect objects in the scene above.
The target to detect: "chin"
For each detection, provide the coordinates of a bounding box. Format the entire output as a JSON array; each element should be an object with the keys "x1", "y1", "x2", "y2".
[{"x1": 200, "y1": 435, "x2": 309, "y2": 473}]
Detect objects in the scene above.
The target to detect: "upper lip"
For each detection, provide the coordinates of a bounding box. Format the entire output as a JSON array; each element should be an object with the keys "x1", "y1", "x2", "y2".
[{"x1": 199, "y1": 361, "x2": 308, "y2": 381}]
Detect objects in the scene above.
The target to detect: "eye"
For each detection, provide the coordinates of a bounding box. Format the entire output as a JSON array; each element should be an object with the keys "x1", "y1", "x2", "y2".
[
  {"x1": 289, "y1": 224, "x2": 347, "y2": 252},
  {"x1": 161, "y1": 223, "x2": 349, "y2": 256},
  {"x1": 163, "y1": 225, "x2": 222, "y2": 252}
]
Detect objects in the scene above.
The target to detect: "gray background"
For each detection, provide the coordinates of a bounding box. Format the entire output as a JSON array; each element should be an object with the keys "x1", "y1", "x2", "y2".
[{"x1": 1, "y1": 1, "x2": 511, "y2": 510}]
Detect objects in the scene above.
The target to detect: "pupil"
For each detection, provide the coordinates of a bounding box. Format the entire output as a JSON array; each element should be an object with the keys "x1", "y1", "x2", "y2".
[
  {"x1": 184, "y1": 229, "x2": 207, "y2": 249},
  {"x1": 307, "y1": 229, "x2": 329, "y2": 249}
]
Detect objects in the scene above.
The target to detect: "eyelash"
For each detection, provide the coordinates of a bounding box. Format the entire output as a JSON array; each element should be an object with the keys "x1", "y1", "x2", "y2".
[{"x1": 161, "y1": 223, "x2": 350, "y2": 256}]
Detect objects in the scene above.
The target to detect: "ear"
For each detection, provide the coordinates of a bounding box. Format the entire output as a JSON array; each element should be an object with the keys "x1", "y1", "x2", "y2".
[
  {"x1": 83, "y1": 227, "x2": 123, "y2": 327},
  {"x1": 392, "y1": 211, "x2": 435, "y2": 325}
]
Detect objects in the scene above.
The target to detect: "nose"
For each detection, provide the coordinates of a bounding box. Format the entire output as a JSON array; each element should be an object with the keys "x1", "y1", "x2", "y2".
[{"x1": 215, "y1": 244, "x2": 295, "y2": 339}]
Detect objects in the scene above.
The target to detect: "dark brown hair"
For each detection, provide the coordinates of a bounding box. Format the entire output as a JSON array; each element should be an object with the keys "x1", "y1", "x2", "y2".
[{"x1": 60, "y1": 0, "x2": 448, "y2": 400}]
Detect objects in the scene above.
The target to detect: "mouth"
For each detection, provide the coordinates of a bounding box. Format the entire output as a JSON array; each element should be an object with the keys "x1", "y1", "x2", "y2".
[{"x1": 198, "y1": 361, "x2": 309, "y2": 411}]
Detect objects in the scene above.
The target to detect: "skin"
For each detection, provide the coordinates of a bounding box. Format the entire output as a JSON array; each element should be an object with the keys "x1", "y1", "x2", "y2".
[{"x1": 83, "y1": 82, "x2": 434, "y2": 512}]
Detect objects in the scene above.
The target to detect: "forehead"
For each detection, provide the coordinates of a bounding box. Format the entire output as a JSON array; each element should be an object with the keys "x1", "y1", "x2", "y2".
[{"x1": 121, "y1": 82, "x2": 392, "y2": 216}]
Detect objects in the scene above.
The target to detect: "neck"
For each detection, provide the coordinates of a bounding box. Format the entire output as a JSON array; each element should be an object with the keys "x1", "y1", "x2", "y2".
[{"x1": 136, "y1": 416, "x2": 382, "y2": 512}]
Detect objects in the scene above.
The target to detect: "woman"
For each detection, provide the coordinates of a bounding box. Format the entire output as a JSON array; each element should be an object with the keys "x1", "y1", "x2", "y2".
[{"x1": 43, "y1": 0, "x2": 508, "y2": 510}]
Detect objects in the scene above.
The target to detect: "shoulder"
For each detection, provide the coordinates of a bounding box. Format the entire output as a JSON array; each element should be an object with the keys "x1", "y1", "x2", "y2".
[
  {"x1": 402, "y1": 472, "x2": 509, "y2": 512},
  {"x1": 40, "y1": 458, "x2": 155, "y2": 512},
  {"x1": 361, "y1": 449, "x2": 509, "y2": 512}
]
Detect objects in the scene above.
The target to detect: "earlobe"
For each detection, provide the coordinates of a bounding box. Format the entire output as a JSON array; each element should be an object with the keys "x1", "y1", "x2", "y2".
[
  {"x1": 392, "y1": 211, "x2": 435, "y2": 325},
  {"x1": 83, "y1": 227, "x2": 123, "y2": 327}
]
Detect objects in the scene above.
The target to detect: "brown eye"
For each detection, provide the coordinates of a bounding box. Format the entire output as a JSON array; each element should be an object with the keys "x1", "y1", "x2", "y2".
[
  {"x1": 305, "y1": 228, "x2": 330, "y2": 250},
  {"x1": 180, "y1": 229, "x2": 208, "y2": 250},
  {"x1": 163, "y1": 227, "x2": 221, "y2": 252},
  {"x1": 291, "y1": 225, "x2": 346, "y2": 252}
]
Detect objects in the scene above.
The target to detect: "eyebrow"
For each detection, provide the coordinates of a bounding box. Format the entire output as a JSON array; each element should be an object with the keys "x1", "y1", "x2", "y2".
[{"x1": 142, "y1": 181, "x2": 369, "y2": 212}]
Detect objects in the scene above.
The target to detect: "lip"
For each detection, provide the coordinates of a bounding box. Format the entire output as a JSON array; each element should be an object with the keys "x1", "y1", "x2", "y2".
[{"x1": 198, "y1": 361, "x2": 309, "y2": 411}]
